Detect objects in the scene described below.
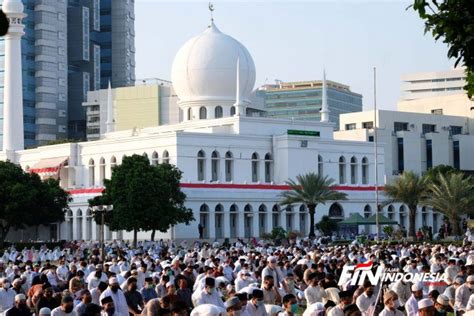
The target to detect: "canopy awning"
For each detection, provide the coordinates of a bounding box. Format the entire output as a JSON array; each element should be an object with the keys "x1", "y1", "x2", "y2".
[
  {"x1": 366, "y1": 214, "x2": 398, "y2": 225},
  {"x1": 339, "y1": 213, "x2": 371, "y2": 225},
  {"x1": 30, "y1": 157, "x2": 69, "y2": 176}
]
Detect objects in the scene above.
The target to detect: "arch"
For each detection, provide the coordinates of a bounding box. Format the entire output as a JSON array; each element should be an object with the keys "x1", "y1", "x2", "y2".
[
  {"x1": 187, "y1": 107, "x2": 192, "y2": 120},
  {"x1": 338, "y1": 156, "x2": 346, "y2": 184},
  {"x1": 230, "y1": 204, "x2": 238, "y2": 238},
  {"x1": 244, "y1": 204, "x2": 253, "y2": 238},
  {"x1": 199, "y1": 204, "x2": 209, "y2": 239},
  {"x1": 151, "y1": 151, "x2": 159, "y2": 166},
  {"x1": 421, "y1": 206, "x2": 428, "y2": 226},
  {"x1": 329, "y1": 203, "x2": 344, "y2": 219},
  {"x1": 362, "y1": 157, "x2": 369, "y2": 184},
  {"x1": 197, "y1": 150, "x2": 206, "y2": 181},
  {"x1": 272, "y1": 204, "x2": 280, "y2": 228},
  {"x1": 299, "y1": 205, "x2": 307, "y2": 236},
  {"x1": 110, "y1": 156, "x2": 117, "y2": 166},
  {"x1": 399, "y1": 205, "x2": 406, "y2": 229},
  {"x1": 230, "y1": 106, "x2": 236, "y2": 116},
  {"x1": 318, "y1": 155, "x2": 323, "y2": 175},
  {"x1": 251, "y1": 152, "x2": 259, "y2": 182},
  {"x1": 258, "y1": 204, "x2": 267, "y2": 236},
  {"x1": 285, "y1": 205, "x2": 294, "y2": 232},
  {"x1": 211, "y1": 150, "x2": 220, "y2": 182},
  {"x1": 142, "y1": 152, "x2": 148, "y2": 158},
  {"x1": 76, "y1": 209, "x2": 83, "y2": 240},
  {"x1": 162, "y1": 150, "x2": 170, "y2": 164},
  {"x1": 363, "y1": 205, "x2": 372, "y2": 218},
  {"x1": 264, "y1": 153, "x2": 273, "y2": 183},
  {"x1": 350, "y1": 156, "x2": 358, "y2": 184},
  {"x1": 387, "y1": 205, "x2": 395, "y2": 220},
  {"x1": 225, "y1": 151, "x2": 233, "y2": 182},
  {"x1": 85, "y1": 208, "x2": 93, "y2": 240},
  {"x1": 88, "y1": 159, "x2": 95, "y2": 186},
  {"x1": 99, "y1": 157, "x2": 106, "y2": 185},
  {"x1": 215, "y1": 106, "x2": 223, "y2": 118},
  {"x1": 215, "y1": 204, "x2": 224, "y2": 239},
  {"x1": 199, "y1": 106, "x2": 207, "y2": 119}
]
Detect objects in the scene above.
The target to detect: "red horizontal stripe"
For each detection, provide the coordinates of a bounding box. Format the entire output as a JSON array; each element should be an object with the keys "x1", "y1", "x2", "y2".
[
  {"x1": 68, "y1": 184, "x2": 384, "y2": 195},
  {"x1": 30, "y1": 167, "x2": 60, "y2": 174}
]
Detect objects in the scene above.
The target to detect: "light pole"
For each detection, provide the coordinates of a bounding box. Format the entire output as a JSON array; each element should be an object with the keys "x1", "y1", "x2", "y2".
[
  {"x1": 94, "y1": 205, "x2": 111, "y2": 263},
  {"x1": 373, "y1": 67, "x2": 380, "y2": 243}
]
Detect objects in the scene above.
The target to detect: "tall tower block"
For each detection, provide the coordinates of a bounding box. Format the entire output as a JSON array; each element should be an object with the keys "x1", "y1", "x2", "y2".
[{"x1": 2, "y1": 0, "x2": 25, "y2": 152}]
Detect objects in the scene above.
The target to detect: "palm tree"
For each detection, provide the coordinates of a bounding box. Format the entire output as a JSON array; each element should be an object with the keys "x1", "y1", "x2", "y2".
[
  {"x1": 384, "y1": 171, "x2": 427, "y2": 238},
  {"x1": 280, "y1": 173, "x2": 347, "y2": 238},
  {"x1": 424, "y1": 172, "x2": 474, "y2": 236}
]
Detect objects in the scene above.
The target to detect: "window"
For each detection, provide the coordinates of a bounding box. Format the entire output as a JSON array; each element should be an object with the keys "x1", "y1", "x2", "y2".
[
  {"x1": 422, "y1": 124, "x2": 436, "y2": 134},
  {"x1": 368, "y1": 136, "x2": 374, "y2": 142},
  {"x1": 362, "y1": 121, "x2": 374, "y2": 129},
  {"x1": 199, "y1": 107, "x2": 207, "y2": 120},
  {"x1": 318, "y1": 155, "x2": 323, "y2": 175},
  {"x1": 394, "y1": 122, "x2": 409, "y2": 132},
  {"x1": 362, "y1": 157, "x2": 369, "y2": 184},
  {"x1": 251, "y1": 152, "x2": 259, "y2": 182},
  {"x1": 110, "y1": 156, "x2": 117, "y2": 169},
  {"x1": 230, "y1": 106, "x2": 236, "y2": 116},
  {"x1": 211, "y1": 151, "x2": 219, "y2": 182},
  {"x1": 450, "y1": 126, "x2": 462, "y2": 136},
  {"x1": 426, "y1": 139, "x2": 432, "y2": 170},
  {"x1": 151, "y1": 152, "x2": 159, "y2": 166},
  {"x1": 397, "y1": 138, "x2": 404, "y2": 173},
  {"x1": 339, "y1": 156, "x2": 346, "y2": 184},
  {"x1": 187, "y1": 108, "x2": 192, "y2": 120},
  {"x1": 387, "y1": 205, "x2": 395, "y2": 220},
  {"x1": 264, "y1": 153, "x2": 273, "y2": 183},
  {"x1": 350, "y1": 156, "x2": 357, "y2": 184},
  {"x1": 215, "y1": 106, "x2": 223, "y2": 118},
  {"x1": 431, "y1": 109, "x2": 443, "y2": 115},
  {"x1": 225, "y1": 151, "x2": 233, "y2": 182},
  {"x1": 197, "y1": 150, "x2": 206, "y2": 181},
  {"x1": 453, "y1": 141, "x2": 460, "y2": 169},
  {"x1": 162, "y1": 151, "x2": 169, "y2": 164},
  {"x1": 88, "y1": 159, "x2": 95, "y2": 186},
  {"x1": 345, "y1": 123, "x2": 356, "y2": 130},
  {"x1": 99, "y1": 157, "x2": 105, "y2": 185}
]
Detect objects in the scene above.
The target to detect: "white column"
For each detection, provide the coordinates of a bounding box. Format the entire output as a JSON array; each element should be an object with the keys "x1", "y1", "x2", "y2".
[
  {"x1": 207, "y1": 106, "x2": 214, "y2": 119},
  {"x1": 92, "y1": 222, "x2": 98, "y2": 241},
  {"x1": 237, "y1": 211, "x2": 245, "y2": 237},
  {"x1": 293, "y1": 211, "x2": 300, "y2": 233},
  {"x1": 258, "y1": 160, "x2": 265, "y2": 183},
  {"x1": 2, "y1": 0, "x2": 25, "y2": 152},
  {"x1": 265, "y1": 211, "x2": 273, "y2": 234},
  {"x1": 208, "y1": 210, "x2": 216, "y2": 239},
  {"x1": 252, "y1": 208, "x2": 259, "y2": 237},
  {"x1": 280, "y1": 209, "x2": 287, "y2": 230},
  {"x1": 223, "y1": 211, "x2": 230, "y2": 238},
  {"x1": 72, "y1": 214, "x2": 78, "y2": 240},
  {"x1": 104, "y1": 226, "x2": 110, "y2": 241},
  {"x1": 82, "y1": 216, "x2": 88, "y2": 241}
]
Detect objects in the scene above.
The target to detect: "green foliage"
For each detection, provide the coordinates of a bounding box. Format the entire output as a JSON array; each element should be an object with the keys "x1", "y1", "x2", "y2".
[
  {"x1": 382, "y1": 225, "x2": 394, "y2": 238},
  {"x1": 89, "y1": 155, "x2": 194, "y2": 245},
  {"x1": 280, "y1": 172, "x2": 347, "y2": 238},
  {"x1": 315, "y1": 215, "x2": 338, "y2": 236},
  {"x1": 411, "y1": 0, "x2": 474, "y2": 98},
  {"x1": 0, "y1": 161, "x2": 70, "y2": 246},
  {"x1": 423, "y1": 172, "x2": 474, "y2": 236},
  {"x1": 271, "y1": 227, "x2": 287, "y2": 240},
  {"x1": 425, "y1": 165, "x2": 460, "y2": 184},
  {"x1": 384, "y1": 171, "x2": 428, "y2": 238}
]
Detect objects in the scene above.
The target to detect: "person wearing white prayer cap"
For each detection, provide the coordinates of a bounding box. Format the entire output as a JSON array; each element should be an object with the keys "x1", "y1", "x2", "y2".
[
  {"x1": 455, "y1": 275, "x2": 474, "y2": 313},
  {"x1": 405, "y1": 282, "x2": 424, "y2": 316},
  {"x1": 418, "y1": 298, "x2": 435, "y2": 315}
]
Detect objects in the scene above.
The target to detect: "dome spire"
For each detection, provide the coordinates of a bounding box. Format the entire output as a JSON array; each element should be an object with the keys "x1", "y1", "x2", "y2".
[
  {"x1": 234, "y1": 57, "x2": 242, "y2": 116},
  {"x1": 208, "y1": 2, "x2": 215, "y2": 24}
]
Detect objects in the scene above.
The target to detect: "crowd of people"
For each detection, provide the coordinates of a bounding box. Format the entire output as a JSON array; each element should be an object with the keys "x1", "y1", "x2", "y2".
[{"x1": 0, "y1": 238, "x2": 472, "y2": 316}]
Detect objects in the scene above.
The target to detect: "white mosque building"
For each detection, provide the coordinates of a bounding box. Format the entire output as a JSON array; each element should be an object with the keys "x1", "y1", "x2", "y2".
[{"x1": 1, "y1": 1, "x2": 429, "y2": 241}]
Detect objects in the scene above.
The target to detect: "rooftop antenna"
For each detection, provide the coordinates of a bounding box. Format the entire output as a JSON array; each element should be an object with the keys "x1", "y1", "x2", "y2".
[{"x1": 208, "y1": 2, "x2": 214, "y2": 22}]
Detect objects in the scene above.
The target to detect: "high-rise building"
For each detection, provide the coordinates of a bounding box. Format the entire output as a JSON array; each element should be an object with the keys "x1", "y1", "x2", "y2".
[
  {"x1": 0, "y1": 0, "x2": 135, "y2": 148},
  {"x1": 400, "y1": 67, "x2": 466, "y2": 101},
  {"x1": 258, "y1": 79, "x2": 363, "y2": 129}
]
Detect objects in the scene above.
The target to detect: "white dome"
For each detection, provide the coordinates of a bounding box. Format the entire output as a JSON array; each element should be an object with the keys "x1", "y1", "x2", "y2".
[
  {"x1": 171, "y1": 21, "x2": 256, "y2": 107},
  {"x1": 2, "y1": 0, "x2": 24, "y2": 14}
]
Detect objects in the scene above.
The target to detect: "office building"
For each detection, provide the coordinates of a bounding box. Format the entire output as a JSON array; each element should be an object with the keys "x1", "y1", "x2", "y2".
[
  {"x1": 258, "y1": 79, "x2": 363, "y2": 129},
  {"x1": 400, "y1": 67, "x2": 467, "y2": 101}
]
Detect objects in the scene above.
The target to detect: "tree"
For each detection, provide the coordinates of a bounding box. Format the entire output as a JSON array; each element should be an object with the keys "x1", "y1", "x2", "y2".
[
  {"x1": 384, "y1": 171, "x2": 428, "y2": 238},
  {"x1": 89, "y1": 155, "x2": 194, "y2": 247},
  {"x1": 424, "y1": 164, "x2": 459, "y2": 184},
  {"x1": 0, "y1": 161, "x2": 70, "y2": 247},
  {"x1": 315, "y1": 215, "x2": 338, "y2": 236},
  {"x1": 280, "y1": 173, "x2": 347, "y2": 238},
  {"x1": 411, "y1": 0, "x2": 474, "y2": 98},
  {"x1": 423, "y1": 172, "x2": 474, "y2": 236}
]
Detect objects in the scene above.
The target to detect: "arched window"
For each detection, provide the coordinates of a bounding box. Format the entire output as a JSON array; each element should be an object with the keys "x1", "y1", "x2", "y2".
[
  {"x1": 230, "y1": 106, "x2": 236, "y2": 116},
  {"x1": 76, "y1": 209, "x2": 83, "y2": 240},
  {"x1": 110, "y1": 156, "x2": 117, "y2": 177},
  {"x1": 142, "y1": 152, "x2": 148, "y2": 158},
  {"x1": 99, "y1": 157, "x2": 105, "y2": 185},
  {"x1": 187, "y1": 107, "x2": 192, "y2": 120},
  {"x1": 318, "y1": 155, "x2": 323, "y2": 175},
  {"x1": 387, "y1": 205, "x2": 395, "y2": 220},
  {"x1": 399, "y1": 205, "x2": 406, "y2": 228},
  {"x1": 259, "y1": 204, "x2": 267, "y2": 235},
  {"x1": 286, "y1": 206, "x2": 293, "y2": 232},
  {"x1": 329, "y1": 203, "x2": 344, "y2": 219},
  {"x1": 272, "y1": 204, "x2": 280, "y2": 228},
  {"x1": 362, "y1": 157, "x2": 369, "y2": 184},
  {"x1": 199, "y1": 204, "x2": 209, "y2": 238},
  {"x1": 197, "y1": 150, "x2": 206, "y2": 181},
  {"x1": 364, "y1": 205, "x2": 372, "y2": 218},
  {"x1": 251, "y1": 152, "x2": 259, "y2": 182},
  {"x1": 215, "y1": 204, "x2": 224, "y2": 238},
  {"x1": 350, "y1": 156, "x2": 358, "y2": 184},
  {"x1": 151, "y1": 151, "x2": 159, "y2": 166},
  {"x1": 244, "y1": 204, "x2": 253, "y2": 238},
  {"x1": 299, "y1": 205, "x2": 307, "y2": 236},
  {"x1": 211, "y1": 151, "x2": 220, "y2": 182},
  {"x1": 339, "y1": 156, "x2": 346, "y2": 184},
  {"x1": 421, "y1": 206, "x2": 428, "y2": 226},
  {"x1": 215, "y1": 106, "x2": 223, "y2": 118},
  {"x1": 162, "y1": 150, "x2": 169, "y2": 164},
  {"x1": 199, "y1": 106, "x2": 207, "y2": 120},
  {"x1": 230, "y1": 204, "x2": 238, "y2": 238},
  {"x1": 264, "y1": 153, "x2": 273, "y2": 183},
  {"x1": 88, "y1": 159, "x2": 95, "y2": 186},
  {"x1": 225, "y1": 151, "x2": 233, "y2": 182}
]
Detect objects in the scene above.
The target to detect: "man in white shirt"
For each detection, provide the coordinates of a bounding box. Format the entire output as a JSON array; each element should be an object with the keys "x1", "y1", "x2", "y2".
[
  {"x1": 405, "y1": 282, "x2": 423, "y2": 316},
  {"x1": 379, "y1": 290, "x2": 404, "y2": 316},
  {"x1": 327, "y1": 290, "x2": 352, "y2": 316},
  {"x1": 244, "y1": 289, "x2": 268, "y2": 316},
  {"x1": 355, "y1": 281, "x2": 376, "y2": 316},
  {"x1": 261, "y1": 257, "x2": 280, "y2": 288},
  {"x1": 304, "y1": 273, "x2": 326, "y2": 305},
  {"x1": 99, "y1": 277, "x2": 129, "y2": 316},
  {"x1": 390, "y1": 279, "x2": 412, "y2": 307},
  {"x1": 0, "y1": 277, "x2": 15, "y2": 313},
  {"x1": 193, "y1": 277, "x2": 225, "y2": 309},
  {"x1": 51, "y1": 295, "x2": 77, "y2": 316},
  {"x1": 455, "y1": 275, "x2": 474, "y2": 313}
]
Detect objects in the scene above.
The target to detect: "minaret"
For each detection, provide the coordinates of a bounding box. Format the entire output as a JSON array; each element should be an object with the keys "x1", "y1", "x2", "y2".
[
  {"x1": 105, "y1": 81, "x2": 115, "y2": 133},
  {"x1": 233, "y1": 57, "x2": 243, "y2": 116},
  {"x1": 320, "y1": 69, "x2": 330, "y2": 123},
  {"x1": 2, "y1": 0, "x2": 25, "y2": 152}
]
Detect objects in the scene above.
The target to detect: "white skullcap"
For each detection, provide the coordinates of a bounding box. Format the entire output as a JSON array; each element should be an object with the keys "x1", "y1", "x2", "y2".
[
  {"x1": 39, "y1": 308, "x2": 51, "y2": 315},
  {"x1": 265, "y1": 304, "x2": 283, "y2": 315},
  {"x1": 467, "y1": 275, "x2": 474, "y2": 282},
  {"x1": 108, "y1": 277, "x2": 118, "y2": 285},
  {"x1": 189, "y1": 304, "x2": 226, "y2": 316},
  {"x1": 411, "y1": 282, "x2": 423, "y2": 291},
  {"x1": 15, "y1": 294, "x2": 26, "y2": 301},
  {"x1": 166, "y1": 281, "x2": 174, "y2": 288},
  {"x1": 418, "y1": 298, "x2": 434, "y2": 309},
  {"x1": 303, "y1": 302, "x2": 326, "y2": 316}
]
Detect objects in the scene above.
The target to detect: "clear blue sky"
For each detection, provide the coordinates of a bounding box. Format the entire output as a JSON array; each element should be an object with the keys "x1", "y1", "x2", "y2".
[{"x1": 135, "y1": 0, "x2": 454, "y2": 110}]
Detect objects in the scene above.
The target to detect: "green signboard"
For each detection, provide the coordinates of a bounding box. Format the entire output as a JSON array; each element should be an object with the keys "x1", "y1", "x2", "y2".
[{"x1": 287, "y1": 129, "x2": 320, "y2": 137}]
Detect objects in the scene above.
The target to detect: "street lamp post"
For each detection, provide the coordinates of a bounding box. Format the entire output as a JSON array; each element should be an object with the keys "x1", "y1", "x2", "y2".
[{"x1": 94, "y1": 205, "x2": 111, "y2": 263}]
